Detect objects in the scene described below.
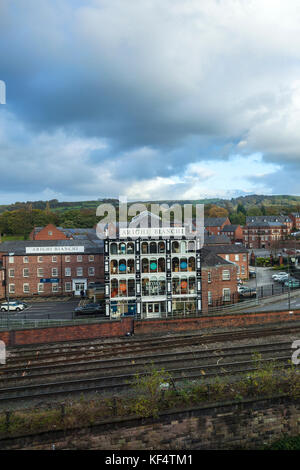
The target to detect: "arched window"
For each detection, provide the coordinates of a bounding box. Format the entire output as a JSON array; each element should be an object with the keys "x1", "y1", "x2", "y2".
[
  {"x1": 158, "y1": 241, "x2": 165, "y2": 253},
  {"x1": 110, "y1": 260, "x2": 118, "y2": 274},
  {"x1": 150, "y1": 242, "x2": 157, "y2": 254},
  {"x1": 119, "y1": 259, "x2": 127, "y2": 274},
  {"x1": 111, "y1": 279, "x2": 118, "y2": 298},
  {"x1": 142, "y1": 278, "x2": 150, "y2": 296},
  {"x1": 172, "y1": 257, "x2": 179, "y2": 272},
  {"x1": 119, "y1": 279, "x2": 127, "y2": 297},
  {"x1": 119, "y1": 243, "x2": 126, "y2": 255},
  {"x1": 188, "y1": 257, "x2": 195, "y2": 272},
  {"x1": 110, "y1": 243, "x2": 117, "y2": 254},
  {"x1": 172, "y1": 241, "x2": 179, "y2": 253},
  {"x1": 150, "y1": 259, "x2": 158, "y2": 272},
  {"x1": 127, "y1": 259, "x2": 135, "y2": 274},
  {"x1": 159, "y1": 276, "x2": 166, "y2": 295},
  {"x1": 180, "y1": 276, "x2": 188, "y2": 294},
  {"x1": 180, "y1": 241, "x2": 187, "y2": 254},
  {"x1": 150, "y1": 276, "x2": 158, "y2": 295},
  {"x1": 141, "y1": 242, "x2": 148, "y2": 254},
  {"x1": 127, "y1": 242, "x2": 134, "y2": 255},
  {"x1": 189, "y1": 276, "x2": 196, "y2": 294},
  {"x1": 142, "y1": 258, "x2": 149, "y2": 273},
  {"x1": 158, "y1": 258, "x2": 165, "y2": 272},
  {"x1": 172, "y1": 276, "x2": 180, "y2": 295},
  {"x1": 180, "y1": 258, "x2": 188, "y2": 272},
  {"x1": 188, "y1": 241, "x2": 195, "y2": 252},
  {"x1": 128, "y1": 278, "x2": 135, "y2": 297}
]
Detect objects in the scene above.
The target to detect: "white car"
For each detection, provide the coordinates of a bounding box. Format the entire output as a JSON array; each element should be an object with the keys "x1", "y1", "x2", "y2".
[
  {"x1": 0, "y1": 301, "x2": 26, "y2": 312},
  {"x1": 272, "y1": 272, "x2": 287, "y2": 279}
]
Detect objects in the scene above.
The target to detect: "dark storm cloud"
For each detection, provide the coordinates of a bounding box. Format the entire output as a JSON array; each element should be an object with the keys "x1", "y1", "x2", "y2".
[{"x1": 1, "y1": 0, "x2": 300, "y2": 201}]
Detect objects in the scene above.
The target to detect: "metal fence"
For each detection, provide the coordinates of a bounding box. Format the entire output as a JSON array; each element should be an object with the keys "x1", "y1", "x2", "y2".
[{"x1": 0, "y1": 316, "x2": 118, "y2": 331}]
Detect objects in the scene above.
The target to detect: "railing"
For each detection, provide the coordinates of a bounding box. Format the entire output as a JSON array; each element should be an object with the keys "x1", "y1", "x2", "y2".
[{"x1": 0, "y1": 316, "x2": 118, "y2": 331}]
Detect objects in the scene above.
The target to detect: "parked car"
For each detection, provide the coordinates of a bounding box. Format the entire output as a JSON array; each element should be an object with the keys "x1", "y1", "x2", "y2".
[
  {"x1": 272, "y1": 272, "x2": 287, "y2": 280},
  {"x1": 0, "y1": 301, "x2": 27, "y2": 312},
  {"x1": 74, "y1": 302, "x2": 108, "y2": 317},
  {"x1": 249, "y1": 270, "x2": 256, "y2": 278},
  {"x1": 238, "y1": 287, "x2": 256, "y2": 298},
  {"x1": 284, "y1": 279, "x2": 300, "y2": 289}
]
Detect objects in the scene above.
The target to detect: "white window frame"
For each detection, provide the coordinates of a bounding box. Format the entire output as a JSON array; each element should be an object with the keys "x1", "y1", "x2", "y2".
[
  {"x1": 23, "y1": 283, "x2": 30, "y2": 293},
  {"x1": 38, "y1": 283, "x2": 44, "y2": 293},
  {"x1": 9, "y1": 269, "x2": 14, "y2": 278},
  {"x1": 65, "y1": 267, "x2": 71, "y2": 276},
  {"x1": 9, "y1": 284, "x2": 15, "y2": 294},
  {"x1": 88, "y1": 267, "x2": 95, "y2": 276},
  {"x1": 77, "y1": 267, "x2": 83, "y2": 276},
  {"x1": 222, "y1": 270, "x2": 230, "y2": 281},
  {"x1": 23, "y1": 268, "x2": 29, "y2": 278},
  {"x1": 52, "y1": 268, "x2": 58, "y2": 277},
  {"x1": 65, "y1": 282, "x2": 72, "y2": 292}
]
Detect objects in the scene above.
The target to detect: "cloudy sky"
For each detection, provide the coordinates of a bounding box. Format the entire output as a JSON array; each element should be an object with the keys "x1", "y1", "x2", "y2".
[{"x1": 1, "y1": 0, "x2": 300, "y2": 203}]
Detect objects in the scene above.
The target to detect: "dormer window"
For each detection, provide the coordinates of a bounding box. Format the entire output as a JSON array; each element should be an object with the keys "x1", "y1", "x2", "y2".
[{"x1": 48, "y1": 231, "x2": 53, "y2": 236}]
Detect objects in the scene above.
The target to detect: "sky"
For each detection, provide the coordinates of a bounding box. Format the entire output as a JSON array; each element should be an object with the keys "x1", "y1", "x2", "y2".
[{"x1": 1, "y1": 0, "x2": 300, "y2": 204}]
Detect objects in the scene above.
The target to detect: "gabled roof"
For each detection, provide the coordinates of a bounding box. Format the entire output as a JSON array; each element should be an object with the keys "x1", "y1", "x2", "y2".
[
  {"x1": 207, "y1": 244, "x2": 249, "y2": 254},
  {"x1": 221, "y1": 224, "x2": 239, "y2": 232},
  {"x1": 204, "y1": 217, "x2": 228, "y2": 227},
  {"x1": 201, "y1": 248, "x2": 237, "y2": 268}
]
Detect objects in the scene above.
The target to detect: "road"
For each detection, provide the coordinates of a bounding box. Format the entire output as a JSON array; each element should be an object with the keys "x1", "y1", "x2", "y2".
[{"x1": 0, "y1": 300, "x2": 79, "y2": 320}]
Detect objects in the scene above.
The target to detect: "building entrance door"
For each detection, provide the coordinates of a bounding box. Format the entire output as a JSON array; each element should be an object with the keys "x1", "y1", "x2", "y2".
[
  {"x1": 72, "y1": 279, "x2": 87, "y2": 296},
  {"x1": 144, "y1": 302, "x2": 161, "y2": 318}
]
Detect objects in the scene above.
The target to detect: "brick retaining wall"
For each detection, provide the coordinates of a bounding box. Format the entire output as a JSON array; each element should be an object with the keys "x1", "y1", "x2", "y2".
[
  {"x1": 0, "y1": 317, "x2": 133, "y2": 347},
  {"x1": 134, "y1": 309, "x2": 300, "y2": 335},
  {"x1": 1, "y1": 396, "x2": 299, "y2": 450},
  {"x1": 0, "y1": 309, "x2": 300, "y2": 347}
]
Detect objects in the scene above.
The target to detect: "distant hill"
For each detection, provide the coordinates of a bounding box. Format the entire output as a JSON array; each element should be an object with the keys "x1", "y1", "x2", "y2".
[{"x1": 1, "y1": 195, "x2": 300, "y2": 215}]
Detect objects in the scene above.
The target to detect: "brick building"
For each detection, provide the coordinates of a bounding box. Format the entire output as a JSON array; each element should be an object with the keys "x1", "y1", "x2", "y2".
[
  {"x1": 205, "y1": 244, "x2": 249, "y2": 280},
  {"x1": 0, "y1": 239, "x2": 104, "y2": 299},
  {"x1": 243, "y1": 221, "x2": 288, "y2": 249},
  {"x1": 289, "y1": 213, "x2": 300, "y2": 230},
  {"x1": 220, "y1": 224, "x2": 243, "y2": 244},
  {"x1": 201, "y1": 248, "x2": 238, "y2": 311},
  {"x1": 246, "y1": 216, "x2": 292, "y2": 235},
  {"x1": 204, "y1": 217, "x2": 231, "y2": 236}
]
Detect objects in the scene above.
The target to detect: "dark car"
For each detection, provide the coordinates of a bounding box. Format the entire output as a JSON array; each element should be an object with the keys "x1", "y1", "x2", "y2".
[
  {"x1": 74, "y1": 303, "x2": 107, "y2": 317},
  {"x1": 238, "y1": 287, "x2": 256, "y2": 298}
]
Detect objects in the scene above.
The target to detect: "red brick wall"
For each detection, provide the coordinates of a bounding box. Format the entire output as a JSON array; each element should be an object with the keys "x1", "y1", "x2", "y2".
[
  {"x1": 30, "y1": 224, "x2": 67, "y2": 241},
  {"x1": 217, "y1": 252, "x2": 249, "y2": 279},
  {"x1": 202, "y1": 264, "x2": 238, "y2": 311},
  {"x1": 0, "y1": 317, "x2": 133, "y2": 347},
  {"x1": 0, "y1": 310, "x2": 299, "y2": 347},
  {"x1": 134, "y1": 309, "x2": 300, "y2": 335},
  {"x1": 0, "y1": 253, "x2": 104, "y2": 299}
]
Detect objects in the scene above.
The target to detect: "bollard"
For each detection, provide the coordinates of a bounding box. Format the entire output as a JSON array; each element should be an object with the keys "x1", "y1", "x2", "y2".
[
  {"x1": 5, "y1": 411, "x2": 11, "y2": 431},
  {"x1": 112, "y1": 397, "x2": 117, "y2": 416},
  {"x1": 61, "y1": 403, "x2": 65, "y2": 421}
]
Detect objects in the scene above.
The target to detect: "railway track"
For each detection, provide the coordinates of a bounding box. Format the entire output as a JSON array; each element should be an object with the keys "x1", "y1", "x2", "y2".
[
  {"x1": 0, "y1": 340, "x2": 294, "y2": 406},
  {"x1": 5, "y1": 323, "x2": 300, "y2": 369}
]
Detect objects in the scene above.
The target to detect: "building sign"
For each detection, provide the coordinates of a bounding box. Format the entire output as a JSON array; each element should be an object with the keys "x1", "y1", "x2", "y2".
[
  {"x1": 40, "y1": 278, "x2": 60, "y2": 283},
  {"x1": 120, "y1": 227, "x2": 186, "y2": 238},
  {"x1": 26, "y1": 246, "x2": 85, "y2": 254}
]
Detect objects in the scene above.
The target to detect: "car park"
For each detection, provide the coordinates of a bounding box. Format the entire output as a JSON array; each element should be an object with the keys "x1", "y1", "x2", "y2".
[
  {"x1": 74, "y1": 302, "x2": 108, "y2": 317},
  {"x1": 0, "y1": 301, "x2": 27, "y2": 312}
]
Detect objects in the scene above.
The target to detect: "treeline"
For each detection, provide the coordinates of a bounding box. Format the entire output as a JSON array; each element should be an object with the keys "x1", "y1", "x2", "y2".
[{"x1": 0, "y1": 208, "x2": 99, "y2": 237}]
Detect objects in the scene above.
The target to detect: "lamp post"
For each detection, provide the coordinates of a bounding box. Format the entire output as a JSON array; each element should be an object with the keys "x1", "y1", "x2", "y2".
[
  {"x1": 255, "y1": 255, "x2": 258, "y2": 305},
  {"x1": 6, "y1": 252, "x2": 14, "y2": 327},
  {"x1": 288, "y1": 252, "x2": 291, "y2": 310}
]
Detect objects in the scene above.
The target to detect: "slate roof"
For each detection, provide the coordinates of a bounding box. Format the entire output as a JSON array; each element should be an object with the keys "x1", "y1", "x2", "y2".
[
  {"x1": 206, "y1": 244, "x2": 249, "y2": 254},
  {"x1": 246, "y1": 216, "x2": 291, "y2": 224},
  {"x1": 201, "y1": 248, "x2": 236, "y2": 268},
  {"x1": 204, "y1": 217, "x2": 228, "y2": 227},
  {"x1": 221, "y1": 224, "x2": 239, "y2": 232}
]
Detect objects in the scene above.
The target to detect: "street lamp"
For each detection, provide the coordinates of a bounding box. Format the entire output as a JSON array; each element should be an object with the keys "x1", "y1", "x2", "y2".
[{"x1": 6, "y1": 252, "x2": 14, "y2": 325}]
